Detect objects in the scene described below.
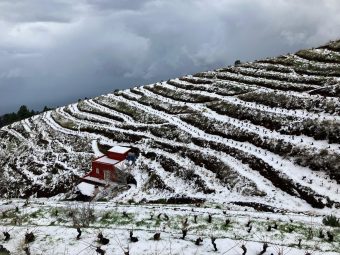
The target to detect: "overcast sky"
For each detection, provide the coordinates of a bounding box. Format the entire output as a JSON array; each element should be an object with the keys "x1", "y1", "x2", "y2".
[{"x1": 0, "y1": 0, "x2": 340, "y2": 114}]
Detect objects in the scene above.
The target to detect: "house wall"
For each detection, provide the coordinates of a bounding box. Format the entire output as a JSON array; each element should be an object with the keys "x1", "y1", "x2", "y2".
[
  {"x1": 107, "y1": 151, "x2": 129, "y2": 161},
  {"x1": 90, "y1": 161, "x2": 116, "y2": 181}
]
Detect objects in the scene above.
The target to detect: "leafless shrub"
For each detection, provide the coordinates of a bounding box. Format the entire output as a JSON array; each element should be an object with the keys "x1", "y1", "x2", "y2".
[
  {"x1": 195, "y1": 237, "x2": 203, "y2": 245},
  {"x1": 1, "y1": 227, "x2": 13, "y2": 242},
  {"x1": 225, "y1": 219, "x2": 230, "y2": 226},
  {"x1": 98, "y1": 232, "x2": 109, "y2": 245},
  {"x1": 129, "y1": 230, "x2": 138, "y2": 242},
  {"x1": 153, "y1": 232, "x2": 161, "y2": 241},
  {"x1": 208, "y1": 214, "x2": 212, "y2": 223},
  {"x1": 241, "y1": 244, "x2": 247, "y2": 255},
  {"x1": 3, "y1": 231, "x2": 10, "y2": 241},
  {"x1": 24, "y1": 246, "x2": 30, "y2": 255},
  {"x1": 76, "y1": 227, "x2": 81, "y2": 240},
  {"x1": 211, "y1": 236, "x2": 217, "y2": 251},
  {"x1": 25, "y1": 232, "x2": 35, "y2": 244},
  {"x1": 298, "y1": 238, "x2": 302, "y2": 248},
  {"x1": 163, "y1": 213, "x2": 169, "y2": 221},
  {"x1": 258, "y1": 242, "x2": 268, "y2": 255},
  {"x1": 95, "y1": 246, "x2": 105, "y2": 255},
  {"x1": 318, "y1": 229, "x2": 324, "y2": 238},
  {"x1": 181, "y1": 229, "x2": 187, "y2": 240},
  {"x1": 68, "y1": 203, "x2": 95, "y2": 227},
  {"x1": 327, "y1": 231, "x2": 334, "y2": 242}
]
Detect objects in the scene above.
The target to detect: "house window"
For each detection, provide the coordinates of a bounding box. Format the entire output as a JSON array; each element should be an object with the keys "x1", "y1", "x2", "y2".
[{"x1": 96, "y1": 168, "x2": 99, "y2": 174}]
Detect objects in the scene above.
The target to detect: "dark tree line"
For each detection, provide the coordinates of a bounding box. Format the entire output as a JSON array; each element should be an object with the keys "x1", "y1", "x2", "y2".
[{"x1": 0, "y1": 105, "x2": 53, "y2": 128}]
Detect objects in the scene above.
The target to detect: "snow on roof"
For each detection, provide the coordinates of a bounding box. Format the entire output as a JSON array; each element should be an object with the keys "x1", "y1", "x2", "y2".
[
  {"x1": 77, "y1": 182, "x2": 95, "y2": 196},
  {"x1": 115, "y1": 160, "x2": 128, "y2": 171},
  {"x1": 94, "y1": 156, "x2": 119, "y2": 165},
  {"x1": 108, "y1": 146, "x2": 131, "y2": 154}
]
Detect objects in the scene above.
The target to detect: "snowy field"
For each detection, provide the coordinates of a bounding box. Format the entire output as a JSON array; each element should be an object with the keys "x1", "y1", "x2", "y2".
[{"x1": 0, "y1": 199, "x2": 339, "y2": 255}]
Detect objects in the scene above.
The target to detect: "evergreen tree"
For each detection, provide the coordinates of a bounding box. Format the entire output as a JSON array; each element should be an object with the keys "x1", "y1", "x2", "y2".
[
  {"x1": 17, "y1": 105, "x2": 31, "y2": 119},
  {"x1": 0, "y1": 105, "x2": 52, "y2": 127}
]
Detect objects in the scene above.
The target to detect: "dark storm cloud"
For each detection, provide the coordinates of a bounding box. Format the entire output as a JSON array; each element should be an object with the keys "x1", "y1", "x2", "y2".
[{"x1": 0, "y1": 0, "x2": 340, "y2": 114}]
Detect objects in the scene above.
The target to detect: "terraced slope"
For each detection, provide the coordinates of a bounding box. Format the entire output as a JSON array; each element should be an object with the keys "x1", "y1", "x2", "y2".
[{"x1": 0, "y1": 40, "x2": 340, "y2": 212}]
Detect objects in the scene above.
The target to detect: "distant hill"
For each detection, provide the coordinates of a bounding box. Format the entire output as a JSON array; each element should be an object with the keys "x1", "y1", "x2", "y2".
[
  {"x1": 0, "y1": 105, "x2": 53, "y2": 128},
  {"x1": 0, "y1": 40, "x2": 339, "y2": 212}
]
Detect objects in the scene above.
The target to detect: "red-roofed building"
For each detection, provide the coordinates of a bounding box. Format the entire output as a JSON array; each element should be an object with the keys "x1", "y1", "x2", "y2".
[
  {"x1": 86, "y1": 146, "x2": 131, "y2": 182},
  {"x1": 107, "y1": 146, "x2": 131, "y2": 161}
]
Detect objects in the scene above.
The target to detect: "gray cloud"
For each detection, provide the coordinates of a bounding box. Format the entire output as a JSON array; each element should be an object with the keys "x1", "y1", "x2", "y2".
[
  {"x1": 85, "y1": 0, "x2": 153, "y2": 11},
  {"x1": 0, "y1": 0, "x2": 77, "y2": 23},
  {"x1": 0, "y1": 0, "x2": 340, "y2": 114}
]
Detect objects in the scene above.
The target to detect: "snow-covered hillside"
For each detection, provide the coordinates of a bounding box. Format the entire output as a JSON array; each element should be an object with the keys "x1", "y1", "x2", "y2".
[
  {"x1": 0, "y1": 40, "x2": 340, "y2": 213},
  {"x1": 1, "y1": 40, "x2": 340, "y2": 255}
]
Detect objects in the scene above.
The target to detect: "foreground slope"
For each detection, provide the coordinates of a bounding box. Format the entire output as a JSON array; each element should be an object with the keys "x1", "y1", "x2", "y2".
[
  {"x1": 0, "y1": 40, "x2": 340, "y2": 213},
  {"x1": 0, "y1": 199, "x2": 339, "y2": 254}
]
